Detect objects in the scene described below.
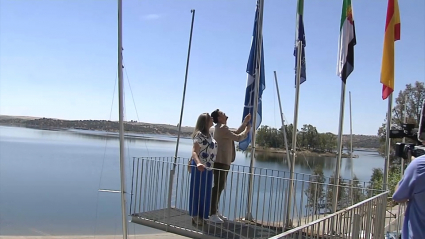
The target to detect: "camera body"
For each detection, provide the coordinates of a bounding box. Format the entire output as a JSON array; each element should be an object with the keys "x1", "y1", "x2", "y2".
[
  {"x1": 390, "y1": 123, "x2": 425, "y2": 160},
  {"x1": 394, "y1": 142, "x2": 425, "y2": 159},
  {"x1": 389, "y1": 99, "x2": 425, "y2": 160}
]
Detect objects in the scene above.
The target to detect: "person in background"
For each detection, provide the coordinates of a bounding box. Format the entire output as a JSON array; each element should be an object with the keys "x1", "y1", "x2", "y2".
[
  {"x1": 188, "y1": 113, "x2": 218, "y2": 225},
  {"x1": 208, "y1": 109, "x2": 251, "y2": 223},
  {"x1": 392, "y1": 141, "x2": 425, "y2": 239}
]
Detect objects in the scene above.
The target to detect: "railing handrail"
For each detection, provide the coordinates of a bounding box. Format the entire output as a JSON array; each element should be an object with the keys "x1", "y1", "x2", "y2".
[
  {"x1": 133, "y1": 156, "x2": 383, "y2": 195},
  {"x1": 134, "y1": 156, "x2": 372, "y2": 186},
  {"x1": 267, "y1": 191, "x2": 389, "y2": 239}
]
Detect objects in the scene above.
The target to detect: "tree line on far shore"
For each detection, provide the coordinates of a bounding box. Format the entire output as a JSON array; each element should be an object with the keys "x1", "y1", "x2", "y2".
[{"x1": 255, "y1": 124, "x2": 380, "y2": 152}]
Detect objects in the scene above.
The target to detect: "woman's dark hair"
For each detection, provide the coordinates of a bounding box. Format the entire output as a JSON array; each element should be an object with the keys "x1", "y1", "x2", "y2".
[{"x1": 211, "y1": 109, "x2": 220, "y2": 124}]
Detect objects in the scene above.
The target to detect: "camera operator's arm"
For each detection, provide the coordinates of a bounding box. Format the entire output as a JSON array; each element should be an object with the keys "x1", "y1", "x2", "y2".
[{"x1": 392, "y1": 160, "x2": 418, "y2": 203}]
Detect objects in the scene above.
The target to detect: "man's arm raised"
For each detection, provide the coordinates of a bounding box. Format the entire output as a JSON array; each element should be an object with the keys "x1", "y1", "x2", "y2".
[
  {"x1": 222, "y1": 124, "x2": 250, "y2": 142},
  {"x1": 233, "y1": 113, "x2": 251, "y2": 134}
]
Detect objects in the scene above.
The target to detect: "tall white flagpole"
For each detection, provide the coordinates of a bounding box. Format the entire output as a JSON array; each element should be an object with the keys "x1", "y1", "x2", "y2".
[
  {"x1": 349, "y1": 91, "x2": 354, "y2": 204},
  {"x1": 274, "y1": 71, "x2": 297, "y2": 228},
  {"x1": 383, "y1": 93, "x2": 393, "y2": 190},
  {"x1": 246, "y1": 0, "x2": 264, "y2": 221},
  {"x1": 286, "y1": 40, "x2": 302, "y2": 228},
  {"x1": 166, "y1": 10, "x2": 196, "y2": 231},
  {"x1": 117, "y1": 0, "x2": 128, "y2": 237},
  {"x1": 331, "y1": 81, "x2": 346, "y2": 214}
]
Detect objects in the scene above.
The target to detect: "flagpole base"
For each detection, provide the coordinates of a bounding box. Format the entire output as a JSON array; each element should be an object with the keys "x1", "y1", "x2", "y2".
[{"x1": 244, "y1": 212, "x2": 254, "y2": 222}]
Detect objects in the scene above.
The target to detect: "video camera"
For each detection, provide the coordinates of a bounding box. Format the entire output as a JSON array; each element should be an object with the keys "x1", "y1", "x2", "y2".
[{"x1": 389, "y1": 99, "x2": 425, "y2": 160}]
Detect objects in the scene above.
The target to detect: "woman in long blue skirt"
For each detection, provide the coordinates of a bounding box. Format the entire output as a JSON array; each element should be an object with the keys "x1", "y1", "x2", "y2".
[
  {"x1": 189, "y1": 160, "x2": 213, "y2": 221},
  {"x1": 188, "y1": 113, "x2": 217, "y2": 225}
]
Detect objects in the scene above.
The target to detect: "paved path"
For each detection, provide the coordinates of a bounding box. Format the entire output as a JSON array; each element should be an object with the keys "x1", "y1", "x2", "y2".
[{"x1": 0, "y1": 233, "x2": 189, "y2": 239}]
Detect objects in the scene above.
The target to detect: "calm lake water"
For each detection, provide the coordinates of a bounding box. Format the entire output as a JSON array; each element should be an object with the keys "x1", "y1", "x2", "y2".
[{"x1": 0, "y1": 126, "x2": 384, "y2": 236}]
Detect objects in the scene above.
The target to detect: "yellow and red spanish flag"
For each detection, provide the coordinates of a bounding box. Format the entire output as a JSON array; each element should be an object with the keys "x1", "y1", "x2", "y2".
[{"x1": 380, "y1": 0, "x2": 400, "y2": 100}]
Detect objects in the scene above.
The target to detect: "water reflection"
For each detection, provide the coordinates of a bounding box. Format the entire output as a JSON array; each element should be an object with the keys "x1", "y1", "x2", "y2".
[
  {"x1": 345, "y1": 157, "x2": 353, "y2": 171},
  {"x1": 65, "y1": 129, "x2": 185, "y2": 143},
  {"x1": 235, "y1": 149, "x2": 383, "y2": 184},
  {"x1": 242, "y1": 151, "x2": 337, "y2": 171}
]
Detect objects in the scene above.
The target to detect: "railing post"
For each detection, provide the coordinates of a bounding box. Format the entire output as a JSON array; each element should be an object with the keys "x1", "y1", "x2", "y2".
[
  {"x1": 376, "y1": 195, "x2": 386, "y2": 238},
  {"x1": 352, "y1": 214, "x2": 361, "y2": 239},
  {"x1": 364, "y1": 200, "x2": 373, "y2": 239},
  {"x1": 166, "y1": 166, "x2": 175, "y2": 231}
]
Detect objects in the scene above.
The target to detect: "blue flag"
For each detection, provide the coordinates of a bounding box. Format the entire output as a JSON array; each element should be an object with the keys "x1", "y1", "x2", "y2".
[
  {"x1": 294, "y1": 0, "x2": 306, "y2": 86},
  {"x1": 239, "y1": 5, "x2": 266, "y2": 151}
]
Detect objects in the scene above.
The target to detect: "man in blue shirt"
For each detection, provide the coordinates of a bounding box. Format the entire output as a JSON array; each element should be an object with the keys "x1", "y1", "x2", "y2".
[{"x1": 392, "y1": 145, "x2": 425, "y2": 239}]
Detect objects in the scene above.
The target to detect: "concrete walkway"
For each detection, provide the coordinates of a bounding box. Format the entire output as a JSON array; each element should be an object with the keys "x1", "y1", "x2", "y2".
[{"x1": 0, "y1": 233, "x2": 190, "y2": 239}]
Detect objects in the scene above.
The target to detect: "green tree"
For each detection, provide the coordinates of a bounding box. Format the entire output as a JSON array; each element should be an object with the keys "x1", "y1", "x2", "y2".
[
  {"x1": 350, "y1": 175, "x2": 366, "y2": 204},
  {"x1": 323, "y1": 132, "x2": 337, "y2": 152},
  {"x1": 304, "y1": 165, "x2": 326, "y2": 213},
  {"x1": 325, "y1": 173, "x2": 346, "y2": 211},
  {"x1": 308, "y1": 125, "x2": 319, "y2": 150},
  {"x1": 373, "y1": 81, "x2": 424, "y2": 196},
  {"x1": 377, "y1": 81, "x2": 425, "y2": 162},
  {"x1": 368, "y1": 167, "x2": 401, "y2": 198}
]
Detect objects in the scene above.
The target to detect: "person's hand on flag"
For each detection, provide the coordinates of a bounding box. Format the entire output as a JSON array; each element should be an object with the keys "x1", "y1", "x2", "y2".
[{"x1": 243, "y1": 113, "x2": 252, "y2": 125}]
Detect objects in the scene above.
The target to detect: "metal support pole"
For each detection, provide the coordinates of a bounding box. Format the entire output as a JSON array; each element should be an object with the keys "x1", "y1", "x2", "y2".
[
  {"x1": 173, "y1": 9, "x2": 195, "y2": 163},
  {"x1": 331, "y1": 81, "x2": 346, "y2": 214},
  {"x1": 273, "y1": 71, "x2": 292, "y2": 167},
  {"x1": 349, "y1": 91, "x2": 354, "y2": 204},
  {"x1": 286, "y1": 40, "x2": 302, "y2": 228},
  {"x1": 166, "y1": 9, "x2": 195, "y2": 230},
  {"x1": 117, "y1": 0, "x2": 128, "y2": 237},
  {"x1": 383, "y1": 93, "x2": 393, "y2": 190},
  {"x1": 245, "y1": 0, "x2": 264, "y2": 221},
  {"x1": 274, "y1": 71, "x2": 295, "y2": 227},
  {"x1": 401, "y1": 95, "x2": 407, "y2": 175}
]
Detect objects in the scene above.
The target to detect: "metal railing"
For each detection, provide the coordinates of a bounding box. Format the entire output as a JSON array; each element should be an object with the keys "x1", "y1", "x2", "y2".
[
  {"x1": 129, "y1": 157, "x2": 385, "y2": 238},
  {"x1": 384, "y1": 200, "x2": 405, "y2": 239},
  {"x1": 268, "y1": 191, "x2": 389, "y2": 239}
]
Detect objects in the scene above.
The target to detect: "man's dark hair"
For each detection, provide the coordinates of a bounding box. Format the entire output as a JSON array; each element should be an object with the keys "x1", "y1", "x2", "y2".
[{"x1": 211, "y1": 109, "x2": 220, "y2": 124}]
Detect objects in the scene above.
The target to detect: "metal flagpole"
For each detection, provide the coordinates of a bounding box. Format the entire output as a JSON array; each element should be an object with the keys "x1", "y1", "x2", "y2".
[
  {"x1": 383, "y1": 93, "x2": 393, "y2": 190},
  {"x1": 117, "y1": 0, "x2": 128, "y2": 237},
  {"x1": 273, "y1": 71, "x2": 296, "y2": 227},
  {"x1": 286, "y1": 40, "x2": 302, "y2": 228},
  {"x1": 246, "y1": 0, "x2": 264, "y2": 221},
  {"x1": 401, "y1": 95, "x2": 407, "y2": 175},
  {"x1": 167, "y1": 9, "x2": 195, "y2": 229},
  {"x1": 331, "y1": 81, "x2": 346, "y2": 214},
  {"x1": 394, "y1": 95, "x2": 407, "y2": 238},
  {"x1": 173, "y1": 9, "x2": 195, "y2": 163},
  {"x1": 349, "y1": 91, "x2": 354, "y2": 204},
  {"x1": 273, "y1": 71, "x2": 291, "y2": 167}
]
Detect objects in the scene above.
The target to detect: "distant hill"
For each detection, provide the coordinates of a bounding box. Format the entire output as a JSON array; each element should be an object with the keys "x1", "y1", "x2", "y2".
[
  {"x1": 0, "y1": 115, "x2": 380, "y2": 149},
  {"x1": 0, "y1": 115, "x2": 195, "y2": 137},
  {"x1": 341, "y1": 134, "x2": 380, "y2": 149}
]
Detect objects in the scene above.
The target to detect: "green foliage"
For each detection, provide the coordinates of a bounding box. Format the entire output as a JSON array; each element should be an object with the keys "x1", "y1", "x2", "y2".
[
  {"x1": 304, "y1": 165, "x2": 326, "y2": 213},
  {"x1": 351, "y1": 175, "x2": 367, "y2": 204},
  {"x1": 256, "y1": 123, "x2": 380, "y2": 153},
  {"x1": 256, "y1": 124, "x2": 337, "y2": 152},
  {"x1": 377, "y1": 81, "x2": 425, "y2": 163},
  {"x1": 373, "y1": 81, "x2": 424, "y2": 195},
  {"x1": 324, "y1": 173, "x2": 354, "y2": 211},
  {"x1": 304, "y1": 166, "x2": 367, "y2": 213},
  {"x1": 367, "y1": 167, "x2": 401, "y2": 198}
]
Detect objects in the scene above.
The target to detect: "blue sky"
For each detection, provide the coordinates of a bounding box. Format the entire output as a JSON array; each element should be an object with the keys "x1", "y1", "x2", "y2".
[{"x1": 0, "y1": 0, "x2": 423, "y2": 136}]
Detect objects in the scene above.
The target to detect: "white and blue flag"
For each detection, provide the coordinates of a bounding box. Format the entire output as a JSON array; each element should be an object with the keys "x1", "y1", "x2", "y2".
[
  {"x1": 239, "y1": 4, "x2": 266, "y2": 151},
  {"x1": 294, "y1": 0, "x2": 306, "y2": 86}
]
